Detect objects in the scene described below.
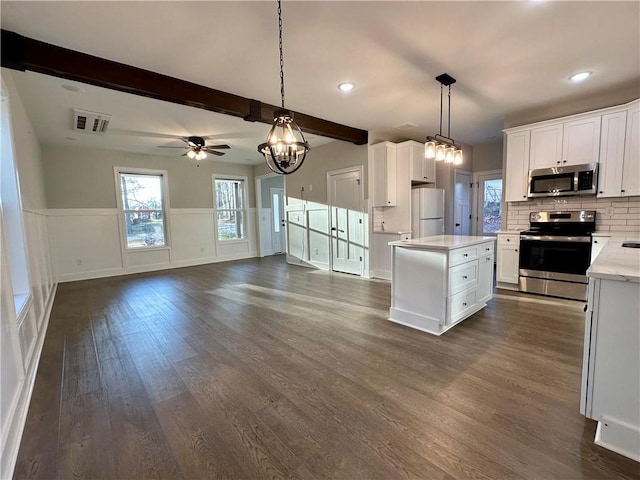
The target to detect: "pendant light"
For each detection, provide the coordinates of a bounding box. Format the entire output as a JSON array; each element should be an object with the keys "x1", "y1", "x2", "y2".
[
  {"x1": 258, "y1": 0, "x2": 310, "y2": 175},
  {"x1": 425, "y1": 73, "x2": 463, "y2": 166}
]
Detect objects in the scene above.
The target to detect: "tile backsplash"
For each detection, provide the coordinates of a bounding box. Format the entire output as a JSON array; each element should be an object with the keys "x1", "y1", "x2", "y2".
[
  {"x1": 506, "y1": 196, "x2": 640, "y2": 234},
  {"x1": 372, "y1": 207, "x2": 385, "y2": 231}
]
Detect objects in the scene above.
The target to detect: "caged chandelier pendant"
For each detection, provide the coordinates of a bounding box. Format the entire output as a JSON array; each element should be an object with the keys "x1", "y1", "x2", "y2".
[
  {"x1": 258, "y1": 0, "x2": 310, "y2": 175},
  {"x1": 424, "y1": 73, "x2": 463, "y2": 166}
]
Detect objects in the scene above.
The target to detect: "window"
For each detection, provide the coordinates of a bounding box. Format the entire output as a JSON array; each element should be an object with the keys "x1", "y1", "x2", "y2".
[
  {"x1": 1, "y1": 82, "x2": 31, "y2": 315},
  {"x1": 214, "y1": 177, "x2": 246, "y2": 241},
  {"x1": 116, "y1": 169, "x2": 168, "y2": 249},
  {"x1": 479, "y1": 176, "x2": 503, "y2": 234}
]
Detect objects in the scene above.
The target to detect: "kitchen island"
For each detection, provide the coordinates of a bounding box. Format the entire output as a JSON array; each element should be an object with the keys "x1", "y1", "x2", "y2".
[
  {"x1": 581, "y1": 239, "x2": 640, "y2": 462},
  {"x1": 388, "y1": 235, "x2": 496, "y2": 336}
]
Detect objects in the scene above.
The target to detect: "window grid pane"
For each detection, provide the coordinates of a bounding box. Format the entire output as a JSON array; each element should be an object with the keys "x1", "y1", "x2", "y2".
[
  {"x1": 119, "y1": 173, "x2": 166, "y2": 248},
  {"x1": 483, "y1": 179, "x2": 502, "y2": 234},
  {"x1": 215, "y1": 178, "x2": 245, "y2": 241}
]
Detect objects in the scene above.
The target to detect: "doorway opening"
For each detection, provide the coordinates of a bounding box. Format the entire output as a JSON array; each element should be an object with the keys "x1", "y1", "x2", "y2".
[
  {"x1": 255, "y1": 174, "x2": 286, "y2": 257},
  {"x1": 472, "y1": 170, "x2": 503, "y2": 235},
  {"x1": 327, "y1": 166, "x2": 364, "y2": 276}
]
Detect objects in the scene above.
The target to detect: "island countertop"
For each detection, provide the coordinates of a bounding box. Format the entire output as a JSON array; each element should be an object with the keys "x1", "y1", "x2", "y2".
[
  {"x1": 587, "y1": 239, "x2": 640, "y2": 283},
  {"x1": 389, "y1": 235, "x2": 496, "y2": 251}
]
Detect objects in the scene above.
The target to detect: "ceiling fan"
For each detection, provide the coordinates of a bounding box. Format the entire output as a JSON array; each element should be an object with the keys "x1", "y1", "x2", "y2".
[{"x1": 158, "y1": 136, "x2": 230, "y2": 162}]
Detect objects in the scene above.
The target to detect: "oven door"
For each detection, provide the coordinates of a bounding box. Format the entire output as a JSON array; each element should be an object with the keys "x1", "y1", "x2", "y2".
[{"x1": 519, "y1": 235, "x2": 592, "y2": 282}]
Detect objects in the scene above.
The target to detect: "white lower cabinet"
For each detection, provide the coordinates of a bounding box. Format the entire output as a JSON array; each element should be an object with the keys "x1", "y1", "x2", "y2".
[
  {"x1": 389, "y1": 238, "x2": 495, "y2": 335},
  {"x1": 496, "y1": 233, "x2": 520, "y2": 288}
]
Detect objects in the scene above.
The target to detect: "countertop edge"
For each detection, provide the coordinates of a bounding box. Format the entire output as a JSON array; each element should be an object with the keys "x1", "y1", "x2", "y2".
[{"x1": 389, "y1": 235, "x2": 496, "y2": 250}]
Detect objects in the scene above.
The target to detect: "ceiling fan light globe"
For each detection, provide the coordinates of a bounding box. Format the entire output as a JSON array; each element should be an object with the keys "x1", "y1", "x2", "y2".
[{"x1": 187, "y1": 150, "x2": 196, "y2": 159}]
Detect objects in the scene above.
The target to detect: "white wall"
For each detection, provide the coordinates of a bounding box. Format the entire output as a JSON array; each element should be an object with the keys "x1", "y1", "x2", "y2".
[{"x1": 1, "y1": 73, "x2": 56, "y2": 480}]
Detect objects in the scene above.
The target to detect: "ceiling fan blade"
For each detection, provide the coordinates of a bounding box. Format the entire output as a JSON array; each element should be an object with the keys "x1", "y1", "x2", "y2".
[
  {"x1": 158, "y1": 145, "x2": 188, "y2": 149},
  {"x1": 208, "y1": 150, "x2": 226, "y2": 156},
  {"x1": 205, "y1": 144, "x2": 230, "y2": 150}
]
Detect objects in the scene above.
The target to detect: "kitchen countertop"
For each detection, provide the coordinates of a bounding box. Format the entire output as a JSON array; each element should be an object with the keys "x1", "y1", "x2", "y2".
[
  {"x1": 389, "y1": 235, "x2": 495, "y2": 250},
  {"x1": 587, "y1": 239, "x2": 640, "y2": 283}
]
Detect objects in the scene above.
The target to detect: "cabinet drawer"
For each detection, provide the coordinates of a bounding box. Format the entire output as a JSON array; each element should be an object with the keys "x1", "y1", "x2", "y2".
[
  {"x1": 449, "y1": 245, "x2": 479, "y2": 266},
  {"x1": 498, "y1": 234, "x2": 519, "y2": 246},
  {"x1": 478, "y1": 242, "x2": 495, "y2": 256},
  {"x1": 449, "y1": 260, "x2": 479, "y2": 295},
  {"x1": 448, "y1": 288, "x2": 477, "y2": 325}
]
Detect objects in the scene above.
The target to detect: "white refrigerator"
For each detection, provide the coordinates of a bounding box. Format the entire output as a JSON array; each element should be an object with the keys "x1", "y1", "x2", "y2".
[{"x1": 411, "y1": 188, "x2": 445, "y2": 238}]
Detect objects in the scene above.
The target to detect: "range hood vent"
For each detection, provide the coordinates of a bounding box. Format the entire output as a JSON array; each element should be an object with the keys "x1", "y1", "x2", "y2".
[{"x1": 72, "y1": 109, "x2": 111, "y2": 134}]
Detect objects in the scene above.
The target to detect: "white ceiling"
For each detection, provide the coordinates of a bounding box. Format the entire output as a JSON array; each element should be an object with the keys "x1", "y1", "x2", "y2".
[{"x1": 2, "y1": 1, "x2": 639, "y2": 162}]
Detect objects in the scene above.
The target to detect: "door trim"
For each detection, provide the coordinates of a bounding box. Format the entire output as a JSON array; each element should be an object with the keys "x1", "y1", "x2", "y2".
[{"x1": 326, "y1": 165, "x2": 365, "y2": 276}]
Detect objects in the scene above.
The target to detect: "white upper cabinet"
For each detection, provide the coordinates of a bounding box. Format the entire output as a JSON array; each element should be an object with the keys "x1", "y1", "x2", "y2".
[
  {"x1": 370, "y1": 142, "x2": 397, "y2": 207},
  {"x1": 529, "y1": 124, "x2": 563, "y2": 169},
  {"x1": 597, "y1": 101, "x2": 640, "y2": 198},
  {"x1": 563, "y1": 116, "x2": 602, "y2": 166},
  {"x1": 598, "y1": 111, "x2": 627, "y2": 197},
  {"x1": 621, "y1": 102, "x2": 640, "y2": 197},
  {"x1": 398, "y1": 141, "x2": 436, "y2": 184},
  {"x1": 504, "y1": 131, "x2": 530, "y2": 202},
  {"x1": 529, "y1": 116, "x2": 601, "y2": 169}
]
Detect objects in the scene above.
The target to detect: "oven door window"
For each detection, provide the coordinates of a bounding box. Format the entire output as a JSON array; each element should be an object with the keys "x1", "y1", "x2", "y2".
[
  {"x1": 519, "y1": 239, "x2": 591, "y2": 275},
  {"x1": 530, "y1": 173, "x2": 575, "y2": 195}
]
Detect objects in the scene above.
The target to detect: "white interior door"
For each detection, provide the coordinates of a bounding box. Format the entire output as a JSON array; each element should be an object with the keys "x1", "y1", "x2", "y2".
[
  {"x1": 270, "y1": 187, "x2": 285, "y2": 254},
  {"x1": 328, "y1": 168, "x2": 363, "y2": 275},
  {"x1": 454, "y1": 170, "x2": 472, "y2": 235}
]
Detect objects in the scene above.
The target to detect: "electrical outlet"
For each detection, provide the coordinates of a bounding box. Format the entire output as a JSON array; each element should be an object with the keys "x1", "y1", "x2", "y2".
[
  {"x1": 313, "y1": 248, "x2": 319, "y2": 255},
  {"x1": 309, "y1": 184, "x2": 313, "y2": 192}
]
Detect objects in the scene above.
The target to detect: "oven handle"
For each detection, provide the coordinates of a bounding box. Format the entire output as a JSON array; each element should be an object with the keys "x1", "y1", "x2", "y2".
[{"x1": 520, "y1": 235, "x2": 591, "y2": 243}]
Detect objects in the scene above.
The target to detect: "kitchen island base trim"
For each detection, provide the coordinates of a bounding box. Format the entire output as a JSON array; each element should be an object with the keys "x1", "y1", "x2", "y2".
[
  {"x1": 594, "y1": 417, "x2": 640, "y2": 463},
  {"x1": 389, "y1": 302, "x2": 487, "y2": 336}
]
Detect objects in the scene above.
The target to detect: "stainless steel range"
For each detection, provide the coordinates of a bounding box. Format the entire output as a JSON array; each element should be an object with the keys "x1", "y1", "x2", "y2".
[{"x1": 519, "y1": 210, "x2": 596, "y2": 301}]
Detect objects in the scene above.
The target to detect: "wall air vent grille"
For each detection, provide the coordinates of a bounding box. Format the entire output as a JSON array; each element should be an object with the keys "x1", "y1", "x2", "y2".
[{"x1": 72, "y1": 109, "x2": 111, "y2": 134}]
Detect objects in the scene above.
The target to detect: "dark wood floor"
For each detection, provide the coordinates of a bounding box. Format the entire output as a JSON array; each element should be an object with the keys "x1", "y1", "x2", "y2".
[{"x1": 14, "y1": 256, "x2": 640, "y2": 479}]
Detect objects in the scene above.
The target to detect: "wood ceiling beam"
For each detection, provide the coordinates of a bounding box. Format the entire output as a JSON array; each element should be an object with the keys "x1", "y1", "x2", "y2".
[{"x1": 1, "y1": 30, "x2": 368, "y2": 145}]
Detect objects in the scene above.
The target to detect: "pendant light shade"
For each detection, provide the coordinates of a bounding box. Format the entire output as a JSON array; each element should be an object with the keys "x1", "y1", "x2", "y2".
[
  {"x1": 425, "y1": 73, "x2": 463, "y2": 166},
  {"x1": 259, "y1": 109, "x2": 309, "y2": 175},
  {"x1": 258, "y1": 0, "x2": 310, "y2": 175}
]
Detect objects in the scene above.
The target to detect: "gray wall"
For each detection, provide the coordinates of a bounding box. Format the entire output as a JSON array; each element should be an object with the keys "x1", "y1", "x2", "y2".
[
  {"x1": 285, "y1": 140, "x2": 368, "y2": 203},
  {"x1": 260, "y1": 175, "x2": 284, "y2": 208},
  {"x1": 43, "y1": 145, "x2": 256, "y2": 209},
  {"x1": 504, "y1": 78, "x2": 640, "y2": 128},
  {"x1": 472, "y1": 140, "x2": 503, "y2": 172}
]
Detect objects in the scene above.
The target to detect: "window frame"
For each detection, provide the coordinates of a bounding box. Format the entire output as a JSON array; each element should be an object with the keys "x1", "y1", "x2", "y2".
[
  {"x1": 213, "y1": 175, "x2": 248, "y2": 244},
  {"x1": 114, "y1": 167, "x2": 171, "y2": 251}
]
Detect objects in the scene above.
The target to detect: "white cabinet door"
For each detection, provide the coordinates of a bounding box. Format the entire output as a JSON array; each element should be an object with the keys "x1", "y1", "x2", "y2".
[
  {"x1": 598, "y1": 111, "x2": 627, "y2": 198},
  {"x1": 622, "y1": 103, "x2": 640, "y2": 197},
  {"x1": 477, "y1": 253, "x2": 494, "y2": 304},
  {"x1": 371, "y1": 142, "x2": 397, "y2": 207},
  {"x1": 562, "y1": 116, "x2": 601, "y2": 166},
  {"x1": 401, "y1": 141, "x2": 435, "y2": 183},
  {"x1": 530, "y1": 124, "x2": 563, "y2": 169},
  {"x1": 505, "y1": 131, "x2": 530, "y2": 202},
  {"x1": 497, "y1": 234, "x2": 520, "y2": 284}
]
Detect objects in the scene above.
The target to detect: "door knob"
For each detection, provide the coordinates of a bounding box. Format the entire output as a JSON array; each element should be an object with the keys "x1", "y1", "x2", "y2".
[{"x1": 455, "y1": 223, "x2": 461, "y2": 227}]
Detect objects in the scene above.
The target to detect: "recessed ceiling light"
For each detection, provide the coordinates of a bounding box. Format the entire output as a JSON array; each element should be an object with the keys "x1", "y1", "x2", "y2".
[
  {"x1": 62, "y1": 84, "x2": 85, "y2": 93},
  {"x1": 569, "y1": 71, "x2": 592, "y2": 83},
  {"x1": 338, "y1": 82, "x2": 355, "y2": 93}
]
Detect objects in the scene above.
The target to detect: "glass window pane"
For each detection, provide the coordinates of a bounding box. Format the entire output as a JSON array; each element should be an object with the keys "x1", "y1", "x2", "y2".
[
  {"x1": 124, "y1": 211, "x2": 165, "y2": 248},
  {"x1": 215, "y1": 179, "x2": 244, "y2": 210},
  {"x1": 217, "y1": 210, "x2": 244, "y2": 240},
  {"x1": 272, "y1": 193, "x2": 280, "y2": 233},
  {"x1": 483, "y1": 179, "x2": 502, "y2": 234},
  {"x1": 121, "y1": 174, "x2": 163, "y2": 211}
]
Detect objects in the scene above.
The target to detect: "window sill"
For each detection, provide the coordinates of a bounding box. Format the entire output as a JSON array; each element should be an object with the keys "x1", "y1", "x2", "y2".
[
  {"x1": 125, "y1": 246, "x2": 171, "y2": 252},
  {"x1": 216, "y1": 239, "x2": 249, "y2": 244}
]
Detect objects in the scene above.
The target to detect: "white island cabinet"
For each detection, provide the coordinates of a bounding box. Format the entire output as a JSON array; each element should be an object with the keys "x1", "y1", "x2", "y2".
[
  {"x1": 581, "y1": 239, "x2": 640, "y2": 462},
  {"x1": 388, "y1": 235, "x2": 495, "y2": 336}
]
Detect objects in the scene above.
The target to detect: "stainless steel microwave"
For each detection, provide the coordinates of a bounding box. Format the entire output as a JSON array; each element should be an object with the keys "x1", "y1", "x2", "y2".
[{"x1": 528, "y1": 163, "x2": 598, "y2": 198}]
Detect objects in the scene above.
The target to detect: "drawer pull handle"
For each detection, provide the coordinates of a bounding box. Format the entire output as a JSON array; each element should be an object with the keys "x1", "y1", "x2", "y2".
[
  {"x1": 463, "y1": 302, "x2": 467, "y2": 306},
  {"x1": 506, "y1": 238, "x2": 510, "y2": 242},
  {"x1": 463, "y1": 253, "x2": 468, "y2": 257},
  {"x1": 463, "y1": 275, "x2": 468, "y2": 279},
  {"x1": 485, "y1": 247, "x2": 490, "y2": 251}
]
